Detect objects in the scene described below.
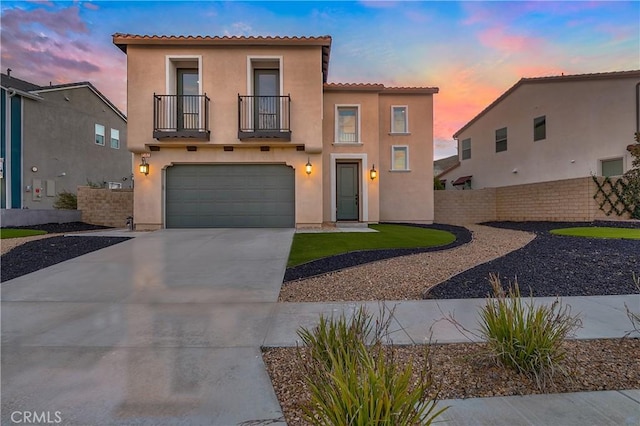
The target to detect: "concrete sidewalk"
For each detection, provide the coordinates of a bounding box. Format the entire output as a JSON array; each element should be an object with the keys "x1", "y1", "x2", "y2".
[{"x1": 2, "y1": 229, "x2": 638, "y2": 425}]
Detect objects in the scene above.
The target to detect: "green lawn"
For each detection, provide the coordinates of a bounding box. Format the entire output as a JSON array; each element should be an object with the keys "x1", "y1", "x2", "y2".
[
  {"x1": 288, "y1": 224, "x2": 456, "y2": 267},
  {"x1": 550, "y1": 226, "x2": 640, "y2": 240},
  {"x1": 0, "y1": 229, "x2": 48, "y2": 239}
]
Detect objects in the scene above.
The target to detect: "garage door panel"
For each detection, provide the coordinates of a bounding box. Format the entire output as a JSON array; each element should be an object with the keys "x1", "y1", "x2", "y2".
[{"x1": 166, "y1": 164, "x2": 294, "y2": 228}]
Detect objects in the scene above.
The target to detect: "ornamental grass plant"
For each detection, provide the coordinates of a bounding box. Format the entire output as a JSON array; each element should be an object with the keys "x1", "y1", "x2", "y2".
[
  {"x1": 479, "y1": 274, "x2": 582, "y2": 390},
  {"x1": 296, "y1": 306, "x2": 447, "y2": 426}
]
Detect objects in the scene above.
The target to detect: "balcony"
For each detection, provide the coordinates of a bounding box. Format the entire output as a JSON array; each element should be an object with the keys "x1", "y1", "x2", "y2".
[
  {"x1": 153, "y1": 94, "x2": 210, "y2": 140},
  {"x1": 238, "y1": 95, "x2": 291, "y2": 141}
]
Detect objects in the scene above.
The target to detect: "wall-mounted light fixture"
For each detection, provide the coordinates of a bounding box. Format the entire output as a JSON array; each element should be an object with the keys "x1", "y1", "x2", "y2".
[
  {"x1": 305, "y1": 157, "x2": 312, "y2": 175},
  {"x1": 139, "y1": 157, "x2": 150, "y2": 175},
  {"x1": 370, "y1": 164, "x2": 377, "y2": 180}
]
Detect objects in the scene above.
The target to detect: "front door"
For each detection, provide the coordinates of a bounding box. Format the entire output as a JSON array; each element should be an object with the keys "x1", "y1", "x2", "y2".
[
  {"x1": 254, "y1": 69, "x2": 279, "y2": 131},
  {"x1": 336, "y1": 163, "x2": 359, "y2": 221},
  {"x1": 177, "y1": 69, "x2": 199, "y2": 130}
]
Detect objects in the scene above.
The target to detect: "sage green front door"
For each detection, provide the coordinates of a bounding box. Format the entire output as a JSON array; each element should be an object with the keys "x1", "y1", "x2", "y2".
[{"x1": 336, "y1": 163, "x2": 359, "y2": 221}]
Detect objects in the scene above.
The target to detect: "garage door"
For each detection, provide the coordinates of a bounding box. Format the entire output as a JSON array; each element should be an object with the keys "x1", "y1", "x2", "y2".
[{"x1": 166, "y1": 164, "x2": 295, "y2": 228}]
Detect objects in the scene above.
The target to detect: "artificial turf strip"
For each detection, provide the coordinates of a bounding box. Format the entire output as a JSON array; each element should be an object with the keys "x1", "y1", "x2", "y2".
[
  {"x1": 0, "y1": 229, "x2": 47, "y2": 239},
  {"x1": 287, "y1": 224, "x2": 456, "y2": 267},
  {"x1": 550, "y1": 226, "x2": 640, "y2": 240}
]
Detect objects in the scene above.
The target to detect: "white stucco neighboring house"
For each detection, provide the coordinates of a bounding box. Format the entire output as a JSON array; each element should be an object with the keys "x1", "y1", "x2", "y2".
[{"x1": 441, "y1": 70, "x2": 640, "y2": 190}]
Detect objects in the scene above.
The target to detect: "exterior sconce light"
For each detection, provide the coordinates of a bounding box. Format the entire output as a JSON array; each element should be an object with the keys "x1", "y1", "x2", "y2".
[
  {"x1": 139, "y1": 158, "x2": 150, "y2": 175},
  {"x1": 305, "y1": 158, "x2": 312, "y2": 175},
  {"x1": 370, "y1": 164, "x2": 377, "y2": 180}
]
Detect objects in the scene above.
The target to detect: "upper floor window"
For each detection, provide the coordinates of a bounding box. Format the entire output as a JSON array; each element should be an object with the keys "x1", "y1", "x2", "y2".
[
  {"x1": 95, "y1": 124, "x2": 105, "y2": 146},
  {"x1": 110, "y1": 129, "x2": 120, "y2": 149},
  {"x1": 461, "y1": 138, "x2": 471, "y2": 160},
  {"x1": 601, "y1": 158, "x2": 623, "y2": 177},
  {"x1": 336, "y1": 105, "x2": 360, "y2": 143},
  {"x1": 391, "y1": 105, "x2": 408, "y2": 134},
  {"x1": 391, "y1": 145, "x2": 409, "y2": 171},
  {"x1": 534, "y1": 116, "x2": 546, "y2": 141},
  {"x1": 495, "y1": 127, "x2": 507, "y2": 152}
]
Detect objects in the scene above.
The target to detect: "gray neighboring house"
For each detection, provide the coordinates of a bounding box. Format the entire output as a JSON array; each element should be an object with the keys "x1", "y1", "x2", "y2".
[
  {"x1": 434, "y1": 154, "x2": 460, "y2": 189},
  {"x1": 1, "y1": 72, "x2": 130, "y2": 210}
]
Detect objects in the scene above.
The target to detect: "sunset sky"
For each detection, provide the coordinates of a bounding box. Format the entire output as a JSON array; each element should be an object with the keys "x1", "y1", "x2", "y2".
[{"x1": 1, "y1": 1, "x2": 638, "y2": 158}]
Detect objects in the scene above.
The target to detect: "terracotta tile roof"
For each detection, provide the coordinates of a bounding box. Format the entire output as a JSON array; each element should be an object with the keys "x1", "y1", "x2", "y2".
[
  {"x1": 113, "y1": 33, "x2": 332, "y2": 82},
  {"x1": 324, "y1": 83, "x2": 438, "y2": 94},
  {"x1": 453, "y1": 70, "x2": 640, "y2": 139}
]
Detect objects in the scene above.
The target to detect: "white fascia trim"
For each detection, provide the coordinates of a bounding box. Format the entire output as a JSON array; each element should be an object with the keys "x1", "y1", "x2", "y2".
[
  {"x1": 391, "y1": 145, "x2": 410, "y2": 171},
  {"x1": 330, "y1": 153, "x2": 368, "y2": 223},
  {"x1": 334, "y1": 104, "x2": 361, "y2": 144},
  {"x1": 246, "y1": 55, "x2": 284, "y2": 95},
  {"x1": 390, "y1": 105, "x2": 409, "y2": 133},
  {"x1": 165, "y1": 55, "x2": 203, "y2": 95}
]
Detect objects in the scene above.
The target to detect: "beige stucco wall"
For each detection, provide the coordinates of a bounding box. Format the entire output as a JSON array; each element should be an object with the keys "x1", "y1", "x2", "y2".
[
  {"x1": 378, "y1": 93, "x2": 434, "y2": 223},
  {"x1": 322, "y1": 90, "x2": 380, "y2": 223},
  {"x1": 442, "y1": 76, "x2": 638, "y2": 189},
  {"x1": 434, "y1": 176, "x2": 627, "y2": 225},
  {"x1": 125, "y1": 43, "x2": 325, "y2": 229}
]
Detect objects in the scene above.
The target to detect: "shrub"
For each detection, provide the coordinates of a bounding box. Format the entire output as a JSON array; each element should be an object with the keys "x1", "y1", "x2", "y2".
[
  {"x1": 479, "y1": 274, "x2": 582, "y2": 390},
  {"x1": 297, "y1": 306, "x2": 447, "y2": 426},
  {"x1": 53, "y1": 190, "x2": 77, "y2": 209}
]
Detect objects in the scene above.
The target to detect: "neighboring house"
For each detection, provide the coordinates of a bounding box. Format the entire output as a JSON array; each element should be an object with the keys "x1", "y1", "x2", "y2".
[
  {"x1": 433, "y1": 154, "x2": 459, "y2": 188},
  {"x1": 440, "y1": 70, "x2": 640, "y2": 190},
  {"x1": 1, "y1": 72, "x2": 130, "y2": 209},
  {"x1": 113, "y1": 34, "x2": 438, "y2": 229}
]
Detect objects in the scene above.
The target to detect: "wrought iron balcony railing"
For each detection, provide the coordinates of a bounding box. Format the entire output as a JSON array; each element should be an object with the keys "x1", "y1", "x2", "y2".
[
  {"x1": 153, "y1": 94, "x2": 210, "y2": 140},
  {"x1": 238, "y1": 95, "x2": 291, "y2": 141}
]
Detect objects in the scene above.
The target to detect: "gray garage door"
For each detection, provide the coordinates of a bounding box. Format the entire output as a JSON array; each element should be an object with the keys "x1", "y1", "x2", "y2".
[{"x1": 166, "y1": 164, "x2": 295, "y2": 228}]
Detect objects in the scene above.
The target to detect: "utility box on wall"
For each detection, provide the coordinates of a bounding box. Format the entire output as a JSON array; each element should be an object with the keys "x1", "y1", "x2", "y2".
[{"x1": 31, "y1": 179, "x2": 43, "y2": 201}]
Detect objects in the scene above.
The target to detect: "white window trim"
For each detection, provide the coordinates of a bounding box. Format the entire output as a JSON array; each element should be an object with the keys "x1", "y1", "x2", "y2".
[
  {"x1": 334, "y1": 104, "x2": 361, "y2": 144},
  {"x1": 391, "y1": 145, "x2": 410, "y2": 171},
  {"x1": 390, "y1": 105, "x2": 409, "y2": 134},
  {"x1": 95, "y1": 123, "x2": 105, "y2": 146},
  {"x1": 110, "y1": 128, "x2": 120, "y2": 149},
  {"x1": 246, "y1": 55, "x2": 284, "y2": 96},
  {"x1": 165, "y1": 55, "x2": 203, "y2": 131},
  {"x1": 165, "y1": 55, "x2": 203, "y2": 95},
  {"x1": 330, "y1": 153, "x2": 369, "y2": 223}
]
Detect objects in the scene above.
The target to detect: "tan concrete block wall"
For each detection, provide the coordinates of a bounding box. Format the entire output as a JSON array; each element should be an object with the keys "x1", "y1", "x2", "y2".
[
  {"x1": 78, "y1": 186, "x2": 134, "y2": 228},
  {"x1": 434, "y1": 188, "x2": 497, "y2": 225},
  {"x1": 434, "y1": 177, "x2": 631, "y2": 225}
]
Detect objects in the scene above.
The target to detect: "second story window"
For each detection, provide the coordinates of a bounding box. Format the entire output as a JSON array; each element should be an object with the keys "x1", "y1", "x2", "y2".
[
  {"x1": 495, "y1": 127, "x2": 507, "y2": 153},
  {"x1": 110, "y1": 129, "x2": 120, "y2": 149},
  {"x1": 391, "y1": 106, "x2": 408, "y2": 134},
  {"x1": 95, "y1": 124, "x2": 105, "y2": 146},
  {"x1": 534, "y1": 116, "x2": 546, "y2": 141},
  {"x1": 461, "y1": 138, "x2": 471, "y2": 160},
  {"x1": 336, "y1": 105, "x2": 360, "y2": 143},
  {"x1": 391, "y1": 145, "x2": 409, "y2": 171}
]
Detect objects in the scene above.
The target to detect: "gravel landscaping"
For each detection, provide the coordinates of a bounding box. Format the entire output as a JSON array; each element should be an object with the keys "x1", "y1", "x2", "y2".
[
  {"x1": 426, "y1": 221, "x2": 640, "y2": 299},
  {"x1": 281, "y1": 221, "x2": 640, "y2": 302},
  {"x1": 263, "y1": 338, "x2": 640, "y2": 426},
  {"x1": 1, "y1": 222, "x2": 130, "y2": 282}
]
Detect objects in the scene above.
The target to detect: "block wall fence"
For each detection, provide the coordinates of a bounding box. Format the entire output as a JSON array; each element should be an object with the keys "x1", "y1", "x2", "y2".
[
  {"x1": 434, "y1": 177, "x2": 629, "y2": 225},
  {"x1": 77, "y1": 186, "x2": 134, "y2": 228}
]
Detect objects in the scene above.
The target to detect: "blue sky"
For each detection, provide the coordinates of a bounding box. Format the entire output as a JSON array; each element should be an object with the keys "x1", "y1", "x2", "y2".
[{"x1": 1, "y1": 1, "x2": 638, "y2": 158}]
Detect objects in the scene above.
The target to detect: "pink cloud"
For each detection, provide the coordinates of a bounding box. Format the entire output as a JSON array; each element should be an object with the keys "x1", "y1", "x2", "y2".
[
  {"x1": 1, "y1": 5, "x2": 126, "y2": 111},
  {"x1": 478, "y1": 27, "x2": 543, "y2": 54},
  {"x1": 83, "y1": 2, "x2": 100, "y2": 11}
]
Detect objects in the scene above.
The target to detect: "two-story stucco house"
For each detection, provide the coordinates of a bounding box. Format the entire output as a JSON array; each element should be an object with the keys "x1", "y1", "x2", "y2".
[
  {"x1": 112, "y1": 34, "x2": 438, "y2": 229},
  {"x1": 1, "y1": 72, "x2": 130, "y2": 209},
  {"x1": 441, "y1": 70, "x2": 640, "y2": 190}
]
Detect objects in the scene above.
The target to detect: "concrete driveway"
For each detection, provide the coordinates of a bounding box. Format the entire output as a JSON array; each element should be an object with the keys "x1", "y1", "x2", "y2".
[{"x1": 2, "y1": 229, "x2": 294, "y2": 426}]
